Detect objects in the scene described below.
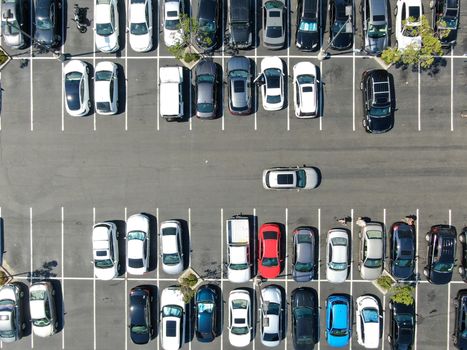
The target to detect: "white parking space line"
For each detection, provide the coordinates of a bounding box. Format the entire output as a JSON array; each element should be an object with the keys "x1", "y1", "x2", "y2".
[
  {"x1": 418, "y1": 63, "x2": 421, "y2": 131},
  {"x1": 414, "y1": 208, "x2": 419, "y2": 350},
  {"x1": 125, "y1": 0, "x2": 128, "y2": 131},
  {"x1": 447, "y1": 283, "x2": 451, "y2": 350},
  {"x1": 124, "y1": 207, "x2": 128, "y2": 350},
  {"x1": 93, "y1": 207, "x2": 96, "y2": 350},
  {"x1": 350, "y1": 208, "x2": 354, "y2": 350},
  {"x1": 61, "y1": 206, "x2": 65, "y2": 349},
  {"x1": 30, "y1": 207, "x2": 33, "y2": 348},
  {"x1": 352, "y1": 42, "x2": 355, "y2": 132},
  {"x1": 188, "y1": 208, "x2": 191, "y2": 267},
  {"x1": 449, "y1": 209, "x2": 452, "y2": 226},
  {"x1": 61, "y1": 60, "x2": 65, "y2": 131},
  {"x1": 451, "y1": 50, "x2": 454, "y2": 131},
  {"x1": 382, "y1": 295, "x2": 386, "y2": 350},
  {"x1": 156, "y1": 206, "x2": 160, "y2": 350},
  {"x1": 220, "y1": 208, "x2": 224, "y2": 350},
  {"x1": 284, "y1": 207, "x2": 288, "y2": 350},
  {"x1": 319, "y1": 61, "x2": 322, "y2": 130},
  {"x1": 317, "y1": 208, "x2": 321, "y2": 350}
]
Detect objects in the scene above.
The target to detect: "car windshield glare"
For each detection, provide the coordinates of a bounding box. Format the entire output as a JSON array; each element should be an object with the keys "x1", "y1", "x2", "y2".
[
  {"x1": 197, "y1": 74, "x2": 215, "y2": 84},
  {"x1": 165, "y1": 18, "x2": 179, "y2": 30},
  {"x1": 266, "y1": 95, "x2": 281, "y2": 104},
  {"x1": 367, "y1": 23, "x2": 387, "y2": 38},
  {"x1": 33, "y1": 317, "x2": 51, "y2": 327},
  {"x1": 331, "y1": 237, "x2": 347, "y2": 246},
  {"x1": 364, "y1": 258, "x2": 382, "y2": 268},
  {"x1": 329, "y1": 261, "x2": 347, "y2": 271},
  {"x1": 96, "y1": 70, "x2": 112, "y2": 81},
  {"x1": 199, "y1": 19, "x2": 215, "y2": 33},
  {"x1": 262, "y1": 257, "x2": 278, "y2": 267},
  {"x1": 295, "y1": 261, "x2": 313, "y2": 272},
  {"x1": 128, "y1": 231, "x2": 145, "y2": 240},
  {"x1": 36, "y1": 17, "x2": 53, "y2": 30},
  {"x1": 440, "y1": 16, "x2": 457, "y2": 29},
  {"x1": 462, "y1": 329, "x2": 467, "y2": 339},
  {"x1": 198, "y1": 302, "x2": 214, "y2": 313},
  {"x1": 366, "y1": 230, "x2": 382, "y2": 239},
  {"x1": 297, "y1": 75, "x2": 314, "y2": 85},
  {"x1": 394, "y1": 258, "x2": 412, "y2": 267},
  {"x1": 66, "y1": 72, "x2": 82, "y2": 81},
  {"x1": 163, "y1": 305, "x2": 182, "y2": 317},
  {"x1": 433, "y1": 262, "x2": 453, "y2": 273},
  {"x1": 294, "y1": 306, "x2": 312, "y2": 319},
  {"x1": 362, "y1": 308, "x2": 379, "y2": 323},
  {"x1": 229, "y1": 263, "x2": 249, "y2": 270},
  {"x1": 3, "y1": 20, "x2": 20, "y2": 34},
  {"x1": 95, "y1": 258, "x2": 114, "y2": 268},
  {"x1": 265, "y1": 69, "x2": 281, "y2": 87},
  {"x1": 131, "y1": 325, "x2": 148, "y2": 334},
  {"x1": 395, "y1": 313, "x2": 413, "y2": 325},
  {"x1": 296, "y1": 170, "x2": 306, "y2": 188},
  {"x1": 0, "y1": 330, "x2": 15, "y2": 337},
  {"x1": 232, "y1": 299, "x2": 248, "y2": 309},
  {"x1": 197, "y1": 103, "x2": 214, "y2": 113},
  {"x1": 299, "y1": 19, "x2": 317, "y2": 32},
  {"x1": 131, "y1": 22, "x2": 148, "y2": 35},
  {"x1": 230, "y1": 70, "x2": 248, "y2": 79},
  {"x1": 163, "y1": 253, "x2": 180, "y2": 265},
  {"x1": 231, "y1": 326, "x2": 249, "y2": 335},
  {"x1": 370, "y1": 106, "x2": 391, "y2": 117},
  {"x1": 331, "y1": 328, "x2": 348, "y2": 336},
  {"x1": 30, "y1": 290, "x2": 46, "y2": 300},
  {"x1": 264, "y1": 0, "x2": 283, "y2": 9},
  {"x1": 96, "y1": 23, "x2": 114, "y2": 36}
]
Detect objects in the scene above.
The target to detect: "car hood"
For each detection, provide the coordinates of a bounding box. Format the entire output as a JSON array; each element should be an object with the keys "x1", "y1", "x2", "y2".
[
  {"x1": 96, "y1": 33, "x2": 118, "y2": 53},
  {"x1": 392, "y1": 264, "x2": 413, "y2": 280},
  {"x1": 162, "y1": 261, "x2": 183, "y2": 275},
  {"x1": 430, "y1": 269, "x2": 452, "y2": 284},
  {"x1": 331, "y1": 32, "x2": 353, "y2": 50},
  {"x1": 33, "y1": 323, "x2": 54, "y2": 337},
  {"x1": 230, "y1": 25, "x2": 251, "y2": 46},
  {"x1": 229, "y1": 331, "x2": 251, "y2": 347},
  {"x1": 440, "y1": 29, "x2": 457, "y2": 45},
  {"x1": 361, "y1": 265, "x2": 382, "y2": 280},
  {"x1": 35, "y1": 27, "x2": 54, "y2": 45},
  {"x1": 365, "y1": 35, "x2": 388, "y2": 55},
  {"x1": 327, "y1": 266, "x2": 347, "y2": 283},
  {"x1": 95, "y1": 264, "x2": 118, "y2": 280},
  {"x1": 398, "y1": 35, "x2": 421, "y2": 50},
  {"x1": 130, "y1": 329, "x2": 150, "y2": 344},
  {"x1": 130, "y1": 32, "x2": 151, "y2": 52},
  {"x1": 296, "y1": 31, "x2": 319, "y2": 51},
  {"x1": 259, "y1": 264, "x2": 280, "y2": 279},
  {"x1": 361, "y1": 323, "x2": 379, "y2": 348},
  {"x1": 127, "y1": 214, "x2": 149, "y2": 233},
  {"x1": 3, "y1": 31, "x2": 23, "y2": 48},
  {"x1": 293, "y1": 269, "x2": 313, "y2": 282},
  {"x1": 368, "y1": 114, "x2": 393, "y2": 133},
  {"x1": 228, "y1": 267, "x2": 250, "y2": 283}
]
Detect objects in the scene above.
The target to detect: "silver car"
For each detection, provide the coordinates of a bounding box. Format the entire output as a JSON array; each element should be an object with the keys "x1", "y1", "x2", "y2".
[
  {"x1": 195, "y1": 59, "x2": 218, "y2": 119},
  {"x1": 0, "y1": 283, "x2": 25, "y2": 343},
  {"x1": 262, "y1": 166, "x2": 319, "y2": 190},
  {"x1": 292, "y1": 227, "x2": 316, "y2": 282},
  {"x1": 1, "y1": 0, "x2": 26, "y2": 49},
  {"x1": 263, "y1": 0, "x2": 286, "y2": 49},
  {"x1": 227, "y1": 56, "x2": 252, "y2": 115},
  {"x1": 358, "y1": 222, "x2": 385, "y2": 280},
  {"x1": 326, "y1": 228, "x2": 349, "y2": 283},
  {"x1": 160, "y1": 220, "x2": 184, "y2": 275}
]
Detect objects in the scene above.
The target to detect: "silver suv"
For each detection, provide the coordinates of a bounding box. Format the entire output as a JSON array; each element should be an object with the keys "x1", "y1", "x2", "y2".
[{"x1": 361, "y1": 0, "x2": 389, "y2": 55}]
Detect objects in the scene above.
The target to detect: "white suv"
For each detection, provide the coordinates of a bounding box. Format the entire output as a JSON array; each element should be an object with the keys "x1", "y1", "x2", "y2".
[
  {"x1": 395, "y1": 0, "x2": 422, "y2": 50},
  {"x1": 92, "y1": 221, "x2": 119, "y2": 280},
  {"x1": 160, "y1": 286, "x2": 185, "y2": 350}
]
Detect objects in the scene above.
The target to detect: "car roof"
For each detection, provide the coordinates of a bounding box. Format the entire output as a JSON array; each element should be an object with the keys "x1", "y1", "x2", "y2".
[
  {"x1": 198, "y1": 0, "x2": 216, "y2": 19},
  {"x1": 269, "y1": 170, "x2": 296, "y2": 187},
  {"x1": 332, "y1": 302, "x2": 348, "y2": 329}
]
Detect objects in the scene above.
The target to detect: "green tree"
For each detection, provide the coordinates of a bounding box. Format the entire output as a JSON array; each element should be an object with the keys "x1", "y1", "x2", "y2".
[
  {"x1": 381, "y1": 15, "x2": 447, "y2": 69},
  {"x1": 390, "y1": 285, "x2": 415, "y2": 305},
  {"x1": 179, "y1": 272, "x2": 199, "y2": 303},
  {"x1": 167, "y1": 13, "x2": 203, "y2": 63},
  {"x1": 377, "y1": 275, "x2": 394, "y2": 291}
]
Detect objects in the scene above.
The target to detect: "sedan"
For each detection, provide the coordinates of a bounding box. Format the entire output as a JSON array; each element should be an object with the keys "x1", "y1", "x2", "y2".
[
  {"x1": 129, "y1": 286, "x2": 153, "y2": 344},
  {"x1": 424, "y1": 224, "x2": 456, "y2": 284},
  {"x1": 295, "y1": 0, "x2": 320, "y2": 50},
  {"x1": 356, "y1": 295, "x2": 381, "y2": 349},
  {"x1": 325, "y1": 294, "x2": 351, "y2": 347},
  {"x1": 262, "y1": 166, "x2": 319, "y2": 190},
  {"x1": 64, "y1": 60, "x2": 90, "y2": 117},
  {"x1": 0, "y1": 283, "x2": 25, "y2": 343},
  {"x1": 453, "y1": 289, "x2": 467, "y2": 349},
  {"x1": 260, "y1": 285, "x2": 283, "y2": 347},
  {"x1": 293, "y1": 62, "x2": 318, "y2": 118},
  {"x1": 227, "y1": 56, "x2": 252, "y2": 115},
  {"x1": 228, "y1": 289, "x2": 252, "y2": 347},
  {"x1": 395, "y1": 0, "x2": 422, "y2": 50},
  {"x1": 126, "y1": 213, "x2": 150, "y2": 275},
  {"x1": 257, "y1": 56, "x2": 285, "y2": 111},
  {"x1": 195, "y1": 0, "x2": 218, "y2": 51},
  {"x1": 263, "y1": 0, "x2": 286, "y2": 49},
  {"x1": 1, "y1": 0, "x2": 26, "y2": 49},
  {"x1": 128, "y1": 0, "x2": 153, "y2": 52},
  {"x1": 389, "y1": 222, "x2": 415, "y2": 280},
  {"x1": 163, "y1": 0, "x2": 184, "y2": 47},
  {"x1": 160, "y1": 220, "x2": 184, "y2": 275},
  {"x1": 326, "y1": 228, "x2": 349, "y2": 283},
  {"x1": 30, "y1": 282, "x2": 57, "y2": 337},
  {"x1": 387, "y1": 300, "x2": 415, "y2": 350},
  {"x1": 195, "y1": 59, "x2": 218, "y2": 119},
  {"x1": 94, "y1": 61, "x2": 119, "y2": 115},
  {"x1": 195, "y1": 285, "x2": 218, "y2": 343},
  {"x1": 292, "y1": 227, "x2": 316, "y2": 282},
  {"x1": 358, "y1": 222, "x2": 385, "y2": 280},
  {"x1": 291, "y1": 288, "x2": 318, "y2": 349},
  {"x1": 328, "y1": 0, "x2": 353, "y2": 50},
  {"x1": 92, "y1": 221, "x2": 119, "y2": 280},
  {"x1": 258, "y1": 223, "x2": 281, "y2": 279},
  {"x1": 94, "y1": 0, "x2": 120, "y2": 53},
  {"x1": 34, "y1": 0, "x2": 61, "y2": 47},
  {"x1": 160, "y1": 286, "x2": 185, "y2": 350}
]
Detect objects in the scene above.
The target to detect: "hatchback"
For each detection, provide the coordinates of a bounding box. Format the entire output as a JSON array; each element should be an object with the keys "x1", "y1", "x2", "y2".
[
  {"x1": 258, "y1": 223, "x2": 281, "y2": 279},
  {"x1": 325, "y1": 294, "x2": 351, "y2": 347},
  {"x1": 129, "y1": 286, "x2": 153, "y2": 344},
  {"x1": 424, "y1": 224, "x2": 456, "y2": 284},
  {"x1": 195, "y1": 59, "x2": 218, "y2": 119},
  {"x1": 1, "y1": 0, "x2": 26, "y2": 49},
  {"x1": 292, "y1": 227, "x2": 316, "y2": 282},
  {"x1": 0, "y1": 283, "x2": 25, "y2": 343},
  {"x1": 64, "y1": 60, "x2": 90, "y2": 117},
  {"x1": 30, "y1": 282, "x2": 57, "y2": 337},
  {"x1": 263, "y1": 0, "x2": 286, "y2": 49},
  {"x1": 328, "y1": 0, "x2": 353, "y2": 50},
  {"x1": 34, "y1": 0, "x2": 61, "y2": 47},
  {"x1": 227, "y1": 56, "x2": 252, "y2": 115},
  {"x1": 195, "y1": 285, "x2": 218, "y2": 342},
  {"x1": 262, "y1": 166, "x2": 319, "y2": 190},
  {"x1": 389, "y1": 221, "x2": 415, "y2": 280},
  {"x1": 94, "y1": 61, "x2": 119, "y2": 115}
]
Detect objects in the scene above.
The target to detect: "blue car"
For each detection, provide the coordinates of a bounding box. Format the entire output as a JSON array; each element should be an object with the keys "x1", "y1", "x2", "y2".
[
  {"x1": 195, "y1": 285, "x2": 218, "y2": 342},
  {"x1": 325, "y1": 294, "x2": 351, "y2": 347}
]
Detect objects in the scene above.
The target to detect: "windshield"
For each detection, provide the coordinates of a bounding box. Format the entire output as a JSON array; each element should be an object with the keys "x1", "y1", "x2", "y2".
[
  {"x1": 433, "y1": 262, "x2": 453, "y2": 272},
  {"x1": 199, "y1": 19, "x2": 215, "y2": 33},
  {"x1": 262, "y1": 257, "x2": 278, "y2": 267},
  {"x1": 229, "y1": 263, "x2": 249, "y2": 270},
  {"x1": 441, "y1": 15, "x2": 458, "y2": 29},
  {"x1": 96, "y1": 70, "x2": 112, "y2": 81},
  {"x1": 395, "y1": 258, "x2": 412, "y2": 267},
  {"x1": 294, "y1": 306, "x2": 312, "y2": 319},
  {"x1": 329, "y1": 261, "x2": 347, "y2": 271},
  {"x1": 163, "y1": 253, "x2": 180, "y2": 265},
  {"x1": 331, "y1": 328, "x2": 348, "y2": 336},
  {"x1": 367, "y1": 23, "x2": 387, "y2": 38},
  {"x1": 265, "y1": 69, "x2": 281, "y2": 88},
  {"x1": 96, "y1": 22, "x2": 114, "y2": 36},
  {"x1": 362, "y1": 308, "x2": 379, "y2": 323},
  {"x1": 95, "y1": 259, "x2": 113, "y2": 268},
  {"x1": 266, "y1": 95, "x2": 281, "y2": 104},
  {"x1": 0, "y1": 330, "x2": 15, "y2": 337},
  {"x1": 266, "y1": 26, "x2": 282, "y2": 38},
  {"x1": 232, "y1": 299, "x2": 248, "y2": 309},
  {"x1": 299, "y1": 19, "x2": 317, "y2": 32},
  {"x1": 231, "y1": 326, "x2": 249, "y2": 335},
  {"x1": 366, "y1": 230, "x2": 382, "y2": 239},
  {"x1": 128, "y1": 258, "x2": 144, "y2": 268},
  {"x1": 165, "y1": 18, "x2": 179, "y2": 30},
  {"x1": 370, "y1": 106, "x2": 391, "y2": 117},
  {"x1": 197, "y1": 103, "x2": 214, "y2": 113},
  {"x1": 131, "y1": 22, "x2": 148, "y2": 35},
  {"x1": 198, "y1": 302, "x2": 214, "y2": 313},
  {"x1": 402, "y1": 25, "x2": 419, "y2": 37},
  {"x1": 30, "y1": 290, "x2": 45, "y2": 300},
  {"x1": 96, "y1": 102, "x2": 111, "y2": 113},
  {"x1": 263, "y1": 332, "x2": 279, "y2": 341},
  {"x1": 36, "y1": 17, "x2": 53, "y2": 30},
  {"x1": 128, "y1": 231, "x2": 145, "y2": 241},
  {"x1": 229, "y1": 69, "x2": 248, "y2": 79},
  {"x1": 295, "y1": 261, "x2": 313, "y2": 272},
  {"x1": 296, "y1": 169, "x2": 306, "y2": 188},
  {"x1": 3, "y1": 20, "x2": 20, "y2": 34},
  {"x1": 265, "y1": 302, "x2": 280, "y2": 315},
  {"x1": 364, "y1": 258, "x2": 382, "y2": 268},
  {"x1": 197, "y1": 74, "x2": 214, "y2": 84},
  {"x1": 131, "y1": 325, "x2": 148, "y2": 334},
  {"x1": 395, "y1": 313, "x2": 413, "y2": 325},
  {"x1": 297, "y1": 75, "x2": 314, "y2": 85},
  {"x1": 163, "y1": 305, "x2": 183, "y2": 317},
  {"x1": 332, "y1": 20, "x2": 351, "y2": 34},
  {"x1": 33, "y1": 318, "x2": 51, "y2": 327}
]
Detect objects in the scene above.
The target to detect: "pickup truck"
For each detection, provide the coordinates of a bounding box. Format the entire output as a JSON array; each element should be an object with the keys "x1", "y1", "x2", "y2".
[{"x1": 226, "y1": 216, "x2": 251, "y2": 283}]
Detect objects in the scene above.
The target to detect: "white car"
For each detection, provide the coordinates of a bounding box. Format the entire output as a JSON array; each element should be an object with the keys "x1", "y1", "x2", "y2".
[
  {"x1": 126, "y1": 213, "x2": 150, "y2": 275},
  {"x1": 160, "y1": 286, "x2": 185, "y2": 350},
  {"x1": 262, "y1": 166, "x2": 319, "y2": 190},
  {"x1": 64, "y1": 60, "x2": 90, "y2": 117},
  {"x1": 356, "y1": 295, "x2": 381, "y2": 349},
  {"x1": 160, "y1": 220, "x2": 184, "y2": 275},
  {"x1": 163, "y1": 0, "x2": 184, "y2": 47},
  {"x1": 257, "y1": 56, "x2": 285, "y2": 111},
  {"x1": 94, "y1": 0, "x2": 120, "y2": 53},
  {"x1": 326, "y1": 228, "x2": 349, "y2": 283},
  {"x1": 94, "y1": 61, "x2": 119, "y2": 115},
  {"x1": 92, "y1": 221, "x2": 119, "y2": 280},
  {"x1": 293, "y1": 62, "x2": 318, "y2": 118},
  {"x1": 395, "y1": 0, "x2": 422, "y2": 50},
  {"x1": 128, "y1": 0, "x2": 153, "y2": 52},
  {"x1": 260, "y1": 285, "x2": 282, "y2": 347},
  {"x1": 29, "y1": 282, "x2": 57, "y2": 337},
  {"x1": 228, "y1": 289, "x2": 252, "y2": 347}
]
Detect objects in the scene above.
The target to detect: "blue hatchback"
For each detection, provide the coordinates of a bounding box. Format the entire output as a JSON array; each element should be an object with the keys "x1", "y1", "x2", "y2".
[
  {"x1": 195, "y1": 285, "x2": 218, "y2": 342},
  {"x1": 325, "y1": 294, "x2": 351, "y2": 347}
]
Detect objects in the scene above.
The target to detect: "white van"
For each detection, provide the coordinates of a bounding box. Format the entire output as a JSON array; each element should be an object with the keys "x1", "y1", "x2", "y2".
[{"x1": 159, "y1": 66, "x2": 184, "y2": 121}]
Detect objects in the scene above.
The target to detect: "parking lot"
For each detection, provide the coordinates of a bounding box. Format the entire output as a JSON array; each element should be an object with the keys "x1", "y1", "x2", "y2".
[{"x1": 0, "y1": 0, "x2": 466, "y2": 348}]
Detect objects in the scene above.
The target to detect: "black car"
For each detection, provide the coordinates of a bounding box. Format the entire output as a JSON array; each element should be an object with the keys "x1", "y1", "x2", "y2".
[
  {"x1": 360, "y1": 69, "x2": 394, "y2": 133},
  {"x1": 228, "y1": 0, "x2": 253, "y2": 49},
  {"x1": 295, "y1": 0, "x2": 320, "y2": 51},
  {"x1": 196, "y1": 0, "x2": 219, "y2": 51},
  {"x1": 424, "y1": 224, "x2": 457, "y2": 285},
  {"x1": 195, "y1": 285, "x2": 218, "y2": 342},
  {"x1": 129, "y1": 286, "x2": 153, "y2": 344},
  {"x1": 458, "y1": 228, "x2": 467, "y2": 282},
  {"x1": 432, "y1": 0, "x2": 459, "y2": 47},
  {"x1": 389, "y1": 222, "x2": 415, "y2": 280},
  {"x1": 328, "y1": 0, "x2": 353, "y2": 50},
  {"x1": 291, "y1": 287, "x2": 318, "y2": 350},
  {"x1": 387, "y1": 300, "x2": 415, "y2": 350},
  {"x1": 34, "y1": 0, "x2": 61, "y2": 47},
  {"x1": 453, "y1": 289, "x2": 467, "y2": 349}
]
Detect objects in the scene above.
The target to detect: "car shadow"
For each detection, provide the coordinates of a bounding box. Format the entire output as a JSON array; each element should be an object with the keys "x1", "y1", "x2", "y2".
[
  {"x1": 254, "y1": 0, "x2": 262, "y2": 49},
  {"x1": 110, "y1": 220, "x2": 126, "y2": 275},
  {"x1": 316, "y1": 64, "x2": 325, "y2": 118},
  {"x1": 142, "y1": 213, "x2": 158, "y2": 272},
  {"x1": 49, "y1": 279, "x2": 65, "y2": 333},
  {"x1": 116, "y1": 0, "x2": 126, "y2": 54},
  {"x1": 15, "y1": 282, "x2": 32, "y2": 337},
  {"x1": 86, "y1": 63, "x2": 96, "y2": 116},
  {"x1": 61, "y1": 0, "x2": 68, "y2": 46},
  {"x1": 245, "y1": 214, "x2": 259, "y2": 277},
  {"x1": 175, "y1": 219, "x2": 190, "y2": 270},
  {"x1": 116, "y1": 63, "x2": 126, "y2": 116},
  {"x1": 0, "y1": 217, "x2": 4, "y2": 266}
]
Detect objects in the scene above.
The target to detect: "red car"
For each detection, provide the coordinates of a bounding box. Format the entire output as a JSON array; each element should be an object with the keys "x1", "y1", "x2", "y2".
[{"x1": 258, "y1": 223, "x2": 282, "y2": 279}]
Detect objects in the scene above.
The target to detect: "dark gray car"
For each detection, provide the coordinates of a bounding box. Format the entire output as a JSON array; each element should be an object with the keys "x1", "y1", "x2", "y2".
[
  {"x1": 195, "y1": 60, "x2": 218, "y2": 119},
  {"x1": 292, "y1": 227, "x2": 316, "y2": 282},
  {"x1": 34, "y1": 0, "x2": 61, "y2": 47},
  {"x1": 1, "y1": 0, "x2": 26, "y2": 49},
  {"x1": 227, "y1": 56, "x2": 252, "y2": 115},
  {"x1": 263, "y1": 0, "x2": 286, "y2": 49}
]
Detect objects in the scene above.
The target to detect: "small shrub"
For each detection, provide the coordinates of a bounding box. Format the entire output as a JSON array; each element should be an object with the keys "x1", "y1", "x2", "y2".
[
  {"x1": 184, "y1": 52, "x2": 200, "y2": 63},
  {"x1": 0, "y1": 49, "x2": 9, "y2": 66},
  {"x1": 182, "y1": 273, "x2": 199, "y2": 287},
  {"x1": 180, "y1": 284, "x2": 195, "y2": 303},
  {"x1": 376, "y1": 275, "x2": 394, "y2": 291},
  {"x1": 390, "y1": 285, "x2": 415, "y2": 305},
  {"x1": 0, "y1": 271, "x2": 7, "y2": 286}
]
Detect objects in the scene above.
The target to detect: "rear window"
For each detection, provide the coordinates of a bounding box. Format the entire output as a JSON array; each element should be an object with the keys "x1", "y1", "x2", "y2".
[
  {"x1": 263, "y1": 231, "x2": 277, "y2": 240},
  {"x1": 269, "y1": 11, "x2": 280, "y2": 17},
  {"x1": 372, "y1": 15, "x2": 385, "y2": 21},
  {"x1": 408, "y1": 7, "x2": 420, "y2": 19}
]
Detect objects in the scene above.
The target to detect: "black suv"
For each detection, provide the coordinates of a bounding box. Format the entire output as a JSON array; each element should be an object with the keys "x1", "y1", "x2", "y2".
[
  {"x1": 431, "y1": 0, "x2": 459, "y2": 47},
  {"x1": 424, "y1": 224, "x2": 457, "y2": 284},
  {"x1": 458, "y1": 228, "x2": 467, "y2": 282},
  {"x1": 34, "y1": 0, "x2": 61, "y2": 47},
  {"x1": 453, "y1": 290, "x2": 467, "y2": 349},
  {"x1": 389, "y1": 222, "x2": 415, "y2": 280},
  {"x1": 360, "y1": 69, "x2": 394, "y2": 133},
  {"x1": 295, "y1": 0, "x2": 320, "y2": 51},
  {"x1": 328, "y1": 0, "x2": 353, "y2": 50},
  {"x1": 228, "y1": 0, "x2": 252, "y2": 49},
  {"x1": 196, "y1": 0, "x2": 219, "y2": 51},
  {"x1": 387, "y1": 300, "x2": 415, "y2": 350}
]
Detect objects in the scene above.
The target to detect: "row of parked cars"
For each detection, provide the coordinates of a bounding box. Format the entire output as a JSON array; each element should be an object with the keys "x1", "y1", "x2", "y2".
[{"x1": 1, "y1": 0, "x2": 459, "y2": 53}]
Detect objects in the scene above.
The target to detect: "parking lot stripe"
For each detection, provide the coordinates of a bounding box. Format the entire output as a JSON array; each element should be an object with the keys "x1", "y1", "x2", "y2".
[
  {"x1": 30, "y1": 207, "x2": 33, "y2": 348},
  {"x1": 382, "y1": 294, "x2": 386, "y2": 350},
  {"x1": 284, "y1": 207, "x2": 288, "y2": 350},
  {"x1": 188, "y1": 208, "x2": 191, "y2": 268},
  {"x1": 449, "y1": 209, "x2": 452, "y2": 226},
  {"x1": 156, "y1": 207, "x2": 160, "y2": 350},
  {"x1": 93, "y1": 207, "x2": 96, "y2": 350},
  {"x1": 447, "y1": 283, "x2": 451, "y2": 350},
  {"x1": 418, "y1": 63, "x2": 421, "y2": 131},
  {"x1": 125, "y1": 0, "x2": 128, "y2": 132},
  {"x1": 220, "y1": 208, "x2": 224, "y2": 350},
  {"x1": 317, "y1": 208, "x2": 321, "y2": 350},
  {"x1": 352, "y1": 45, "x2": 356, "y2": 132},
  {"x1": 61, "y1": 206, "x2": 65, "y2": 349},
  {"x1": 61, "y1": 60, "x2": 64, "y2": 131},
  {"x1": 414, "y1": 208, "x2": 419, "y2": 350},
  {"x1": 451, "y1": 50, "x2": 454, "y2": 131},
  {"x1": 124, "y1": 207, "x2": 128, "y2": 350}
]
